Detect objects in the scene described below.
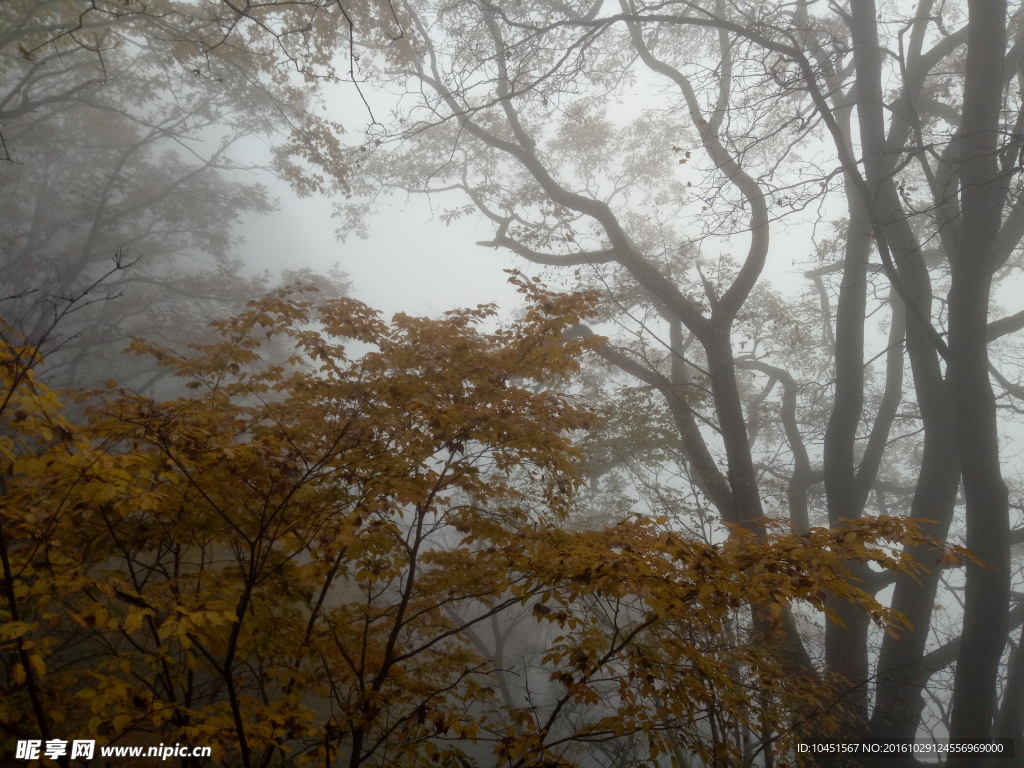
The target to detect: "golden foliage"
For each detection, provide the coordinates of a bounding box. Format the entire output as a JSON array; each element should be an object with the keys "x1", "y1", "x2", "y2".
[{"x1": 0, "y1": 280, "x2": 970, "y2": 767}]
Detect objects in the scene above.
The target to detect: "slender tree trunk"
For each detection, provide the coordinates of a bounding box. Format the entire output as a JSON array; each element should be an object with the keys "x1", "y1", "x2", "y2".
[
  {"x1": 996, "y1": 635, "x2": 1024, "y2": 742},
  {"x1": 703, "y1": 324, "x2": 765, "y2": 526},
  {"x1": 871, "y1": 438, "x2": 958, "y2": 747}
]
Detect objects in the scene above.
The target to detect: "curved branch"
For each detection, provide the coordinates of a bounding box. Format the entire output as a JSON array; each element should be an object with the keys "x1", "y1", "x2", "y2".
[
  {"x1": 570, "y1": 323, "x2": 736, "y2": 519},
  {"x1": 411, "y1": 17, "x2": 710, "y2": 335},
  {"x1": 478, "y1": 232, "x2": 624, "y2": 267},
  {"x1": 622, "y1": 1, "x2": 769, "y2": 325},
  {"x1": 735, "y1": 357, "x2": 814, "y2": 532},
  {"x1": 987, "y1": 308, "x2": 1024, "y2": 341}
]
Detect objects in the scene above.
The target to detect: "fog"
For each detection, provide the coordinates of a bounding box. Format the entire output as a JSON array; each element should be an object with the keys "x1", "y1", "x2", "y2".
[
  {"x1": 242, "y1": 183, "x2": 524, "y2": 319},
  {"x1": 3, "y1": 2, "x2": 1024, "y2": 768}
]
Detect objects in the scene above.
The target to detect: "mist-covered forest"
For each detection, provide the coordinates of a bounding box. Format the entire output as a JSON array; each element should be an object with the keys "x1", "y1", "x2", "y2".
[{"x1": 3, "y1": 1, "x2": 1024, "y2": 766}]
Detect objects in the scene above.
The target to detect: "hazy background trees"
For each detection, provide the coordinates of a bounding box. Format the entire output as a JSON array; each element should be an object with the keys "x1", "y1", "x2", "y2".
[{"x1": 0, "y1": 0, "x2": 375, "y2": 390}]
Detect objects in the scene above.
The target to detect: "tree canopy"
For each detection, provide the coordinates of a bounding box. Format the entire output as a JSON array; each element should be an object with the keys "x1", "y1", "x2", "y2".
[{"x1": 0, "y1": 275, "x2": 975, "y2": 767}]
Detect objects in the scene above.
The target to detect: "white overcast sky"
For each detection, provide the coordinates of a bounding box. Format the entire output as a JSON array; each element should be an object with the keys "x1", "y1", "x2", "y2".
[{"x1": 242, "y1": 174, "x2": 535, "y2": 320}]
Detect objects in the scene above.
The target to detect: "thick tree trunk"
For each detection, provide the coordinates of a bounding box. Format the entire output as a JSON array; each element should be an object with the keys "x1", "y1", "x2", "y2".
[
  {"x1": 947, "y1": 277, "x2": 1010, "y2": 750},
  {"x1": 822, "y1": 180, "x2": 873, "y2": 725},
  {"x1": 839, "y1": 5, "x2": 972, "y2": 754},
  {"x1": 947, "y1": 2, "x2": 1011, "y2": 759}
]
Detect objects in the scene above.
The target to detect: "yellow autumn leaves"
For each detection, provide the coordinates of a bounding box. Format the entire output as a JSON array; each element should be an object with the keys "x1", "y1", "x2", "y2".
[{"x1": 0, "y1": 280, "x2": 970, "y2": 767}]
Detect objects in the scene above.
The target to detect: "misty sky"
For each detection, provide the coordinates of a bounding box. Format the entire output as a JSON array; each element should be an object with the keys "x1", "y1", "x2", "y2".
[{"x1": 244, "y1": 187, "x2": 526, "y2": 319}]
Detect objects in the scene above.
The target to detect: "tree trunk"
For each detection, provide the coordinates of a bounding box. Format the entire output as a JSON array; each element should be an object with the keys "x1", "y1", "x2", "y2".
[
  {"x1": 822, "y1": 181, "x2": 873, "y2": 725},
  {"x1": 947, "y1": 2, "x2": 1011, "y2": 758}
]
